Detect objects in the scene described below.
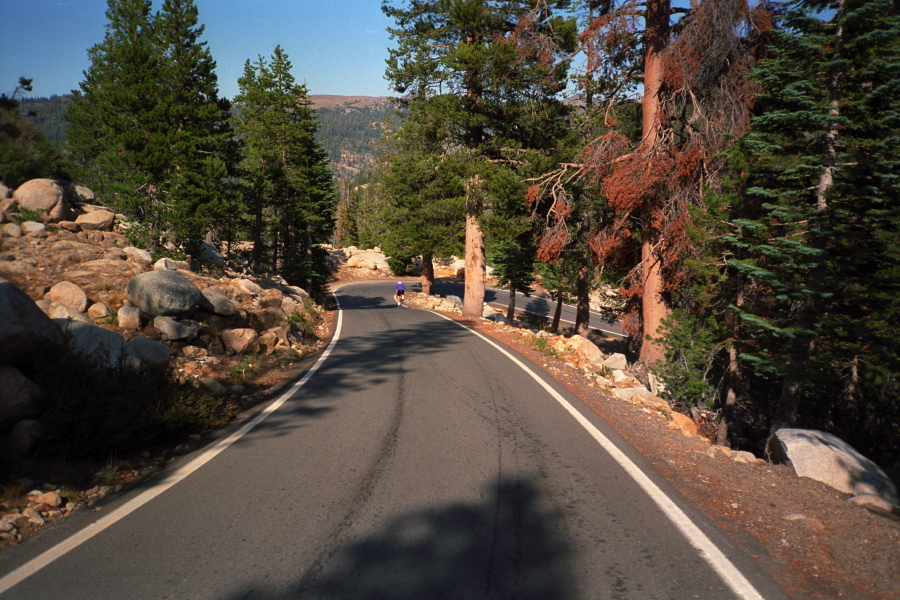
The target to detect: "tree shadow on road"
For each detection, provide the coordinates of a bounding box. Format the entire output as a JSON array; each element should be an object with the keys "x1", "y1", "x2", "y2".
[
  {"x1": 219, "y1": 477, "x2": 575, "y2": 599},
  {"x1": 228, "y1": 294, "x2": 477, "y2": 444}
]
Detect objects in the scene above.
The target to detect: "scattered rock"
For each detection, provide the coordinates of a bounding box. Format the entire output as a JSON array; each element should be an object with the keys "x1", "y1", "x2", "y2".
[
  {"x1": 0, "y1": 223, "x2": 22, "y2": 238},
  {"x1": 74, "y1": 209, "x2": 115, "y2": 231},
  {"x1": 126, "y1": 337, "x2": 171, "y2": 370},
  {"x1": 670, "y1": 412, "x2": 699, "y2": 437},
  {"x1": 20, "y1": 221, "x2": 46, "y2": 237},
  {"x1": 55, "y1": 319, "x2": 129, "y2": 369},
  {"x1": 199, "y1": 377, "x2": 226, "y2": 395},
  {"x1": 49, "y1": 303, "x2": 92, "y2": 324},
  {"x1": 199, "y1": 288, "x2": 237, "y2": 317},
  {"x1": 153, "y1": 316, "x2": 201, "y2": 342},
  {"x1": 153, "y1": 257, "x2": 191, "y2": 271},
  {"x1": 196, "y1": 242, "x2": 225, "y2": 268},
  {"x1": 87, "y1": 302, "x2": 114, "y2": 321},
  {"x1": 124, "y1": 246, "x2": 153, "y2": 264},
  {"x1": 236, "y1": 279, "x2": 263, "y2": 295},
  {"x1": 221, "y1": 328, "x2": 259, "y2": 354},
  {"x1": 46, "y1": 280, "x2": 89, "y2": 313},
  {"x1": 117, "y1": 305, "x2": 142, "y2": 330},
  {"x1": 603, "y1": 353, "x2": 628, "y2": 371},
  {"x1": 847, "y1": 494, "x2": 899, "y2": 516}
]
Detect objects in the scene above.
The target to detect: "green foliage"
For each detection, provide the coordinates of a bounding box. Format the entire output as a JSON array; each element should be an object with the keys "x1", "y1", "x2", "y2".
[
  {"x1": 653, "y1": 0, "x2": 900, "y2": 463},
  {"x1": 0, "y1": 79, "x2": 69, "y2": 188},
  {"x1": 530, "y1": 335, "x2": 559, "y2": 357},
  {"x1": 653, "y1": 311, "x2": 726, "y2": 410},
  {"x1": 65, "y1": 0, "x2": 238, "y2": 252},
  {"x1": 8, "y1": 208, "x2": 43, "y2": 223},
  {"x1": 289, "y1": 297, "x2": 322, "y2": 342},
  {"x1": 233, "y1": 46, "x2": 337, "y2": 294}
]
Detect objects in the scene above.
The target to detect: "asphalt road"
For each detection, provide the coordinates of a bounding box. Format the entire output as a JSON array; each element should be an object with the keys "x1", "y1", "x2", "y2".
[
  {"x1": 434, "y1": 281, "x2": 626, "y2": 338},
  {"x1": 0, "y1": 280, "x2": 785, "y2": 599}
]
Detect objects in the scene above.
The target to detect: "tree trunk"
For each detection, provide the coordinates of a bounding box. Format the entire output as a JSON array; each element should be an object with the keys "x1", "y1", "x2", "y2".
[
  {"x1": 575, "y1": 265, "x2": 590, "y2": 337},
  {"x1": 639, "y1": 230, "x2": 669, "y2": 364},
  {"x1": 463, "y1": 178, "x2": 486, "y2": 319},
  {"x1": 717, "y1": 287, "x2": 744, "y2": 447},
  {"x1": 420, "y1": 253, "x2": 435, "y2": 295},
  {"x1": 252, "y1": 198, "x2": 263, "y2": 266},
  {"x1": 552, "y1": 290, "x2": 563, "y2": 333},
  {"x1": 637, "y1": 0, "x2": 671, "y2": 365},
  {"x1": 506, "y1": 282, "x2": 517, "y2": 322}
]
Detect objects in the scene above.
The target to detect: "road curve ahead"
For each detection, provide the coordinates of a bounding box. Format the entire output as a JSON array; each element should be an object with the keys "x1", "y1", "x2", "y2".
[{"x1": 0, "y1": 280, "x2": 786, "y2": 600}]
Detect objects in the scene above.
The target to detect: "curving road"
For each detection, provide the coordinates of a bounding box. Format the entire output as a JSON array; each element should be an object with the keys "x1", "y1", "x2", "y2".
[
  {"x1": 0, "y1": 280, "x2": 784, "y2": 599},
  {"x1": 434, "y1": 281, "x2": 626, "y2": 338}
]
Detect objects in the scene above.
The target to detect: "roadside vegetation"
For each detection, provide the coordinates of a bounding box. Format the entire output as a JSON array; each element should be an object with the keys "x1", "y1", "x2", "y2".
[{"x1": 3, "y1": 0, "x2": 898, "y2": 474}]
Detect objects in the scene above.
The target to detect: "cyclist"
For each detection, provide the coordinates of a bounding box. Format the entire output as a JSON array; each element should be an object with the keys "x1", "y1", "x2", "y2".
[{"x1": 394, "y1": 281, "x2": 405, "y2": 306}]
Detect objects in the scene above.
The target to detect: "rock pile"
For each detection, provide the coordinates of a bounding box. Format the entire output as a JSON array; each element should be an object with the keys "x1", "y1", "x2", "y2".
[
  {"x1": 0, "y1": 178, "x2": 324, "y2": 458},
  {"x1": 325, "y1": 245, "x2": 393, "y2": 277}
]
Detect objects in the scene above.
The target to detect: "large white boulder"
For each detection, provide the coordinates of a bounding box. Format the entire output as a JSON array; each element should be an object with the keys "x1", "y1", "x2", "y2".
[
  {"x1": 767, "y1": 429, "x2": 899, "y2": 506},
  {"x1": 127, "y1": 270, "x2": 202, "y2": 317}
]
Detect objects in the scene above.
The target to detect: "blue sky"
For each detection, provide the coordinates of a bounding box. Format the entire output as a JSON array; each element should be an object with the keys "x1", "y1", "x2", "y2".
[{"x1": 0, "y1": 0, "x2": 396, "y2": 101}]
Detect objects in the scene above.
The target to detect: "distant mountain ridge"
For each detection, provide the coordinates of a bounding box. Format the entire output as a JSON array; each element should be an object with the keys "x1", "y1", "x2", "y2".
[{"x1": 18, "y1": 95, "x2": 395, "y2": 180}]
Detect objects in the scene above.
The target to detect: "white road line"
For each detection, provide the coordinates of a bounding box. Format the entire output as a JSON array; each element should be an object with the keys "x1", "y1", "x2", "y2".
[
  {"x1": 0, "y1": 300, "x2": 345, "y2": 595},
  {"x1": 430, "y1": 310, "x2": 766, "y2": 600}
]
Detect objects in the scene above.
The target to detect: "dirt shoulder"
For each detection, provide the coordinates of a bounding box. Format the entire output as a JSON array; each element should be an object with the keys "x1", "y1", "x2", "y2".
[{"x1": 396, "y1": 289, "x2": 900, "y2": 600}]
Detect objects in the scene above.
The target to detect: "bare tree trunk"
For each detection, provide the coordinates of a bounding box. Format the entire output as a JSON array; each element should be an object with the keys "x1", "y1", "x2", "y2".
[
  {"x1": 506, "y1": 282, "x2": 517, "y2": 322},
  {"x1": 420, "y1": 253, "x2": 436, "y2": 295},
  {"x1": 463, "y1": 178, "x2": 486, "y2": 319},
  {"x1": 637, "y1": 0, "x2": 671, "y2": 365},
  {"x1": 575, "y1": 265, "x2": 590, "y2": 337},
  {"x1": 552, "y1": 290, "x2": 563, "y2": 333},
  {"x1": 717, "y1": 287, "x2": 744, "y2": 446},
  {"x1": 252, "y1": 199, "x2": 263, "y2": 266}
]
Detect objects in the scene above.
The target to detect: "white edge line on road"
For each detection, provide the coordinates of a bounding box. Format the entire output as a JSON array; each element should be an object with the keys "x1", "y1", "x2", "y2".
[
  {"x1": 430, "y1": 310, "x2": 765, "y2": 600},
  {"x1": 0, "y1": 297, "x2": 345, "y2": 595}
]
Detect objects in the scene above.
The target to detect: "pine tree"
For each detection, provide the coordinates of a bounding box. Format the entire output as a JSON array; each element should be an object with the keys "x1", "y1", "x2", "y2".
[
  {"x1": 154, "y1": 0, "x2": 239, "y2": 249},
  {"x1": 378, "y1": 98, "x2": 466, "y2": 294},
  {"x1": 66, "y1": 0, "x2": 165, "y2": 245},
  {"x1": 729, "y1": 0, "x2": 900, "y2": 455},
  {"x1": 66, "y1": 0, "x2": 236, "y2": 253},
  {"x1": 233, "y1": 46, "x2": 337, "y2": 293},
  {"x1": 383, "y1": 0, "x2": 577, "y2": 318}
]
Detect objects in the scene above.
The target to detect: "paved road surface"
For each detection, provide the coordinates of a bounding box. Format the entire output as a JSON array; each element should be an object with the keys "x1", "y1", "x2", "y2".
[
  {"x1": 435, "y1": 281, "x2": 625, "y2": 338},
  {"x1": 0, "y1": 280, "x2": 785, "y2": 599}
]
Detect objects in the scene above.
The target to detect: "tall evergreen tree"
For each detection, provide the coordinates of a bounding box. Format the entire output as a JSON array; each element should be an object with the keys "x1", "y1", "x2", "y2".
[
  {"x1": 383, "y1": 0, "x2": 577, "y2": 318},
  {"x1": 728, "y1": 0, "x2": 900, "y2": 454},
  {"x1": 154, "y1": 0, "x2": 239, "y2": 248},
  {"x1": 233, "y1": 46, "x2": 337, "y2": 293},
  {"x1": 66, "y1": 0, "x2": 236, "y2": 253},
  {"x1": 66, "y1": 0, "x2": 164, "y2": 245},
  {"x1": 378, "y1": 98, "x2": 466, "y2": 294}
]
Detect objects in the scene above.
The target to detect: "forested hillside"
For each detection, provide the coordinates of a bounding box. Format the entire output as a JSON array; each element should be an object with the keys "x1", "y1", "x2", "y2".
[
  {"x1": 311, "y1": 97, "x2": 394, "y2": 178},
  {"x1": 18, "y1": 96, "x2": 69, "y2": 148},
  {"x1": 18, "y1": 94, "x2": 391, "y2": 179}
]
